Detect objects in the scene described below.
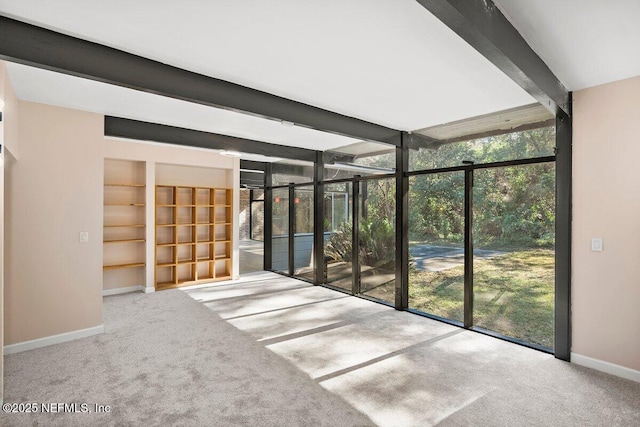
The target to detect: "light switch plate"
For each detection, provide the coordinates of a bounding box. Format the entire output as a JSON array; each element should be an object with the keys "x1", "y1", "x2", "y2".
[
  {"x1": 591, "y1": 237, "x2": 603, "y2": 252},
  {"x1": 79, "y1": 231, "x2": 89, "y2": 243}
]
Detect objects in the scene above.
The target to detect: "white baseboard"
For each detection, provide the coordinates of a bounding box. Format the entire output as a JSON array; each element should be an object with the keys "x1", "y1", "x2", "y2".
[
  {"x1": 143, "y1": 286, "x2": 155, "y2": 293},
  {"x1": 571, "y1": 352, "x2": 640, "y2": 383},
  {"x1": 102, "y1": 285, "x2": 144, "y2": 296},
  {"x1": 4, "y1": 325, "x2": 105, "y2": 355}
]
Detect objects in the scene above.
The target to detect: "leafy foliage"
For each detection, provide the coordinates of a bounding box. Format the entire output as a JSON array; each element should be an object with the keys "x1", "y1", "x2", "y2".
[
  {"x1": 325, "y1": 217, "x2": 396, "y2": 269},
  {"x1": 408, "y1": 127, "x2": 555, "y2": 248}
]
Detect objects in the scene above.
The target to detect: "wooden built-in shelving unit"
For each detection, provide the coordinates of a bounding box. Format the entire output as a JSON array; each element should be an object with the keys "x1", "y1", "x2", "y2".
[
  {"x1": 103, "y1": 160, "x2": 147, "y2": 291},
  {"x1": 155, "y1": 185, "x2": 233, "y2": 290}
]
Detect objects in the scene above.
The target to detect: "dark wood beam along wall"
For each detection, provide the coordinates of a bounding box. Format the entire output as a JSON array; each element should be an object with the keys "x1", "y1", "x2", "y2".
[
  {"x1": 0, "y1": 15, "x2": 400, "y2": 146},
  {"x1": 414, "y1": 0, "x2": 570, "y2": 115}
]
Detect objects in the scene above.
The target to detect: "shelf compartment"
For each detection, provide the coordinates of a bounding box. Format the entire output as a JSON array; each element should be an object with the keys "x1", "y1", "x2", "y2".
[
  {"x1": 196, "y1": 261, "x2": 214, "y2": 281},
  {"x1": 156, "y1": 264, "x2": 176, "y2": 287},
  {"x1": 213, "y1": 189, "x2": 232, "y2": 205},
  {"x1": 177, "y1": 244, "x2": 195, "y2": 264},
  {"x1": 156, "y1": 246, "x2": 175, "y2": 265},
  {"x1": 177, "y1": 205, "x2": 195, "y2": 224},
  {"x1": 103, "y1": 262, "x2": 145, "y2": 270},
  {"x1": 104, "y1": 225, "x2": 145, "y2": 242},
  {"x1": 196, "y1": 206, "x2": 212, "y2": 224},
  {"x1": 156, "y1": 205, "x2": 175, "y2": 226},
  {"x1": 196, "y1": 242, "x2": 213, "y2": 261},
  {"x1": 214, "y1": 223, "x2": 232, "y2": 241},
  {"x1": 104, "y1": 185, "x2": 145, "y2": 206},
  {"x1": 196, "y1": 188, "x2": 213, "y2": 205},
  {"x1": 176, "y1": 187, "x2": 195, "y2": 205},
  {"x1": 156, "y1": 226, "x2": 175, "y2": 246},
  {"x1": 156, "y1": 186, "x2": 176, "y2": 206},
  {"x1": 157, "y1": 262, "x2": 175, "y2": 268},
  {"x1": 214, "y1": 259, "x2": 231, "y2": 278},
  {"x1": 214, "y1": 241, "x2": 231, "y2": 260},
  {"x1": 177, "y1": 263, "x2": 195, "y2": 283},
  {"x1": 177, "y1": 225, "x2": 195, "y2": 244}
]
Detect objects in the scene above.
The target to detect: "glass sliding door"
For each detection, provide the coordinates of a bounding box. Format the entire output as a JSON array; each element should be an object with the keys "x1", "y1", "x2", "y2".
[
  {"x1": 359, "y1": 177, "x2": 396, "y2": 305},
  {"x1": 323, "y1": 183, "x2": 353, "y2": 291},
  {"x1": 293, "y1": 186, "x2": 314, "y2": 280},
  {"x1": 408, "y1": 172, "x2": 465, "y2": 323},
  {"x1": 473, "y1": 163, "x2": 556, "y2": 349},
  {"x1": 271, "y1": 187, "x2": 289, "y2": 274}
]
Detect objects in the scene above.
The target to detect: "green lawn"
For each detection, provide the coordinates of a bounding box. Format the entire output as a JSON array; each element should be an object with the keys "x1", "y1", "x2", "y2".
[{"x1": 409, "y1": 249, "x2": 554, "y2": 348}]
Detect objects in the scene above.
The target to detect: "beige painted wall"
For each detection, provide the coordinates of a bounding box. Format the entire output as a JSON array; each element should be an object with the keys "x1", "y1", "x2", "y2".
[
  {"x1": 104, "y1": 138, "x2": 236, "y2": 171},
  {"x1": 4, "y1": 101, "x2": 104, "y2": 345},
  {"x1": 572, "y1": 75, "x2": 640, "y2": 371},
  {"x1": 1, "y1": 61, "x2": 19, "y2": 159},
  {"x1": 1, "y1": 61, "x2": 21, "y2": 399}
]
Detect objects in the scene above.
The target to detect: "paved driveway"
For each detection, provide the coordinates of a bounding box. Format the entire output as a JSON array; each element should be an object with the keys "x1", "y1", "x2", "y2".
[{"x1": 409, "y1": 244, "x2": 504, "y2": 272}]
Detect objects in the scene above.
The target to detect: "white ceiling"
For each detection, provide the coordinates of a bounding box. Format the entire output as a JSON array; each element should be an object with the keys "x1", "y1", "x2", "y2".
[
  {"x1": 494, "y1": 0, "x2": 640, "y2": 91},
  {"x1": 3, "y1": 1, "x2": 636, "y2": 153},
  {"x1": 0, "y1": 0, "x2": 534, "y2": 136},
  {"x1": 6, "y1": 63, "x2": 361, "y2": 152}
]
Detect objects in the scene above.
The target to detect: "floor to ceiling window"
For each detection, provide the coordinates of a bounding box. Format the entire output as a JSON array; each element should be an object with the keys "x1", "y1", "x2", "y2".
[
  {"x1": 408, "y1": 125, "x2": 556, "y2": 350},
  {"x1": 269, "y1": 160, "x2": 315, "y2": 280},
  {"x1": 293, "y1": 185, "x2": 314, "y2": 280},
  {"x1": 271, "y1": 187, "x2": 289, "y2": 274},
  {"x1": 265, "y1": 120, "x2": 561, "y2": 352},
  {"x1": 321, "y1": 145, "x2": 397, "y2": 305},
  {"x1": 358, "y1": 177, "x2": 396, "y2": 305},
  {"x1": 408, "y1": 171, "x2": 465, "y2": 324},
  {"x1": 472, "y1": 163, "x2": 555, "y2": 348},
  {"x1": 323, "y1": 182, "x2": 353, "y2": 291}
]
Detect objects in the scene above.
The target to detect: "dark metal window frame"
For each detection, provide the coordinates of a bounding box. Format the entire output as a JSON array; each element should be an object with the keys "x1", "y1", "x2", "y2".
[
  {"x1": 405, "y1": 152, "x2": 568, "y2": 352},
  {"x1": 266, "y1": 148, "x2": 568, "y2": 356}
]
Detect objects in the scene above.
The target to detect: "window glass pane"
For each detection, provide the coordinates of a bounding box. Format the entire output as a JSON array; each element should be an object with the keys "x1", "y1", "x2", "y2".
[
  {"x1": 271, "y1": 188, "x2": 289, "y2": 273},
  {"x1": 324, "y1": 183, "x2": 353, "y2": 291},
  {"x1": 294, "y1": 186, "x2": 314, "y2": 280},
  {"x1": 272, "y1": 160, "x2": 314, "y2": 185},
  {"x1": 324, "y1": 142, "x2": 395, "y2": 180},
  {"x1": 408, "y1": 172, "x2": 465, "y2": 323},
  {"x1": 409, "y1": 127, "x2": 555, "y2": 171},
  {"x1": 473, "y1": 163, "x2": 555, "y2": 349},
  {"x1": 250, "y1": 201, "x2": 264, "y2": 241},
  {"x1": 359, "y1": 178, "x2": 396, "y2": 304}
]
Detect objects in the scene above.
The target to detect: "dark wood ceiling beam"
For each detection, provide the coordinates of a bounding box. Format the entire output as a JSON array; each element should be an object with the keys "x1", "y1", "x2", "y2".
[
  {"x1": 0, "y1": 15, "x2": 401, "y2": 146},
  {"x1": 240, "y1": 171, "x2": 265, "y2": 184},
  {"x1": 240, "y1": 160, "x2": 266, "y2": 172},
  {"x1": 104, "y1": 116, "x2": 317, "y2": 162},
  {"x1": 415, "y1": 0, "x2": 570, "y2": 116}
]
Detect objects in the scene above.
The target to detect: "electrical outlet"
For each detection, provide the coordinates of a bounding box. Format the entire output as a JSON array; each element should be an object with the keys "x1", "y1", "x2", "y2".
[
  {"x1": 79, "y1": 231, "x2": 89, "y2": 243},
  {"x1": 591, "y1": 237, "x2": 603, "y2": 252}
]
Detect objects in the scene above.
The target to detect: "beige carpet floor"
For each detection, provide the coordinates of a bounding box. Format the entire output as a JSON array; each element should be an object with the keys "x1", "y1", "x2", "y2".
[
  {"x1": 3, "y1": 271, "x2": 640, "y2": 426},
  {"x1": 2, "y1": 283, "x2": 374, "y2": 426}
]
